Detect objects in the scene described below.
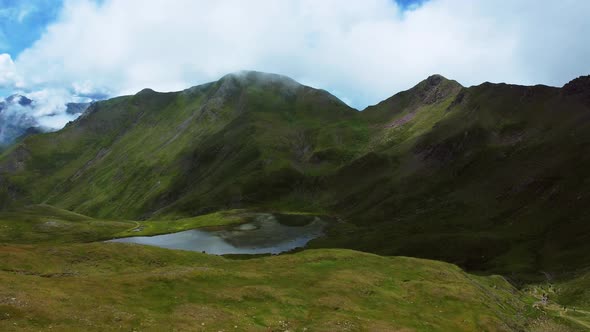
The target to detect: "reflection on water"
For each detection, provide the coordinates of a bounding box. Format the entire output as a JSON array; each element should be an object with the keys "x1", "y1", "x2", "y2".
[{"x1": 107, "y1": 214, "x2": 326, "y2": 255}]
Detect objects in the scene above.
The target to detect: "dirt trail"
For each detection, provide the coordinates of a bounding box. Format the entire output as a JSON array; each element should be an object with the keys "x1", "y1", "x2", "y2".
[
  {"x1": 121, "y1": 220, "x2": 141, "y2": 234},
  {"x1": 546, "y1": 303, "x2": 590, "y2": 330}
]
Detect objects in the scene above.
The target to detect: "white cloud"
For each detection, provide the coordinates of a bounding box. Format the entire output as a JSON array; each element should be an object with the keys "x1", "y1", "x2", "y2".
[
  {"x1": 0, "y1": 54, "x2": 22, "y2": 88},
  {"x1": 0, "y1": 87, "x2": 91, "y2": 145},
  {"x1": 26, "y1": 88, "x2": 84, "y2": 117},
  {"x1": 0, "y1": 53, "x2": 87, "y2": 141},
  {"x1": 8, "y1": 0, "x2": 590, "y2": 111}
]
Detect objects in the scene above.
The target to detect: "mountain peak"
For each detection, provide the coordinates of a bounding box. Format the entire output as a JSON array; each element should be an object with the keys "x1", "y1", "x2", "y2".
[
  {"x1": 362, "y1": 74, "x2": 463, "y2": 117},
  {"x1": 136, "y1": 88, "x2": 158, "y2": 95},
  {"x1": 220, "y1": 70, "x2": 302, "y2": 90},
  {"x1": 413, "y1": 74, "x2": 462, "y2": 104},
  {"x1": 562, "y1": 75, "x2": 590, "y2": 95},
  {"x1": 5, "y1": 94, "x2": 33, "y2": 107},
  {"x1": 424, "y1": 74, "x2": 448, "y2": 85},
  {"x1": 204, "y1": 70, "x2": 305, "y2": 104},
  {"x1": 420, "y1": 73, "x2": 459, "y2": 87}
]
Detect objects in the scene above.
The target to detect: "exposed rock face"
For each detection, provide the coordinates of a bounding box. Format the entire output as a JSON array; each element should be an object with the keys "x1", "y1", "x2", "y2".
[
  {"x1": 418, "y1": 74, "x2": 463, "y2": 105},
  {"x1": 362, "y1": 74, "x2": 463, "y2": 122}
]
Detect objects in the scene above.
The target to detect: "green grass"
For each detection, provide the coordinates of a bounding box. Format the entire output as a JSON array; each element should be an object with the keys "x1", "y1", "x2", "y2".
[
  {"x1": 0, "y1": 205, "x2": 133, "y2": 244},
  {"x1": 523, "y1": 282, "x2": 590, "y2": 331},
  {"x1": 554, "y1": 270, "x2": 590, "y2": 310},
  {"x1": 115, "y1": 210, "x2": 247, "y2": 237},
  {"x1": 0, "y1": 242, "x2": 532, "y2": 331},
  {"x1": 0, "y1": 205, "x2": 583, "y2": 331},
  {"x1": 0, "y1": 206, "x2": 254, "y2": 243},
  {"x1": 0, "y1": 204, "x2": 543, "y2": 330}
]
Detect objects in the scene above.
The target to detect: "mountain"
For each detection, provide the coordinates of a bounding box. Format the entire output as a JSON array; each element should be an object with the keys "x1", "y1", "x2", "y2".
[
  {"x1": 0, "y1": 95, "x2": 38, "y2": 145},
  {"x1": 4, "y1": 94, "x2": 33, "y2": 106},
  {"x1": 2, "y1": 71, "x2": 590, "y2": 279},
  {"x1": 0, "y1": 71, "x2": 364, "y2": 217},
  {"x1": 0, "y1": 94, "x2": 91, "y2": 146},
  {"x1": 65, "y1": 102, "x2": 91, "y2": 115},
  {"x1": 322, "y1": 74, "x2": 590, "y2": 277}
]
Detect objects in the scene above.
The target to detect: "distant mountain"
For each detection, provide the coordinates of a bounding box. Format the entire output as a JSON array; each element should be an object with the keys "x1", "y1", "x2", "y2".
[
  {"x1": 0, "y1": 95, "x2": 91, "y2": 146},
  {"x1": 4, "y1": 94, "x2": 33, "y2": 106},
  {"x1": 65, "y1": 102, "x2": 91, "y2": 115},
  {"x1": 1, "y1": 71, "x2": 590, "y2": 279},
  {"x1": 0, "y1": 95, "x2": 38, "y2": 145}
]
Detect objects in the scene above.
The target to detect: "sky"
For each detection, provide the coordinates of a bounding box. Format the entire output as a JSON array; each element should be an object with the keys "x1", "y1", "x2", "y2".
[{"x1": 1, "y1": 0, "x2": 590, "y2": 130}]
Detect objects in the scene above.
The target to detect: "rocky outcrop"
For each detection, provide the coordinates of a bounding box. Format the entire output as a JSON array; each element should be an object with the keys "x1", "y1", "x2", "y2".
[
  {"x1": 417, "y1": 74, "x2": 463, "y2": 105},
  {"x1": 362, "y1": 74, "x2": 463, "y2": 122}
]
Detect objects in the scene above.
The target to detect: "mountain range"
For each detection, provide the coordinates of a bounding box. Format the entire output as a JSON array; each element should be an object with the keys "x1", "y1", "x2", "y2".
[
  {"x1": 0, "y1": 94, "x2": 90, "y2": 146},
  {"x1": 1, "y1": 70, "x2": 590, "y2": 279}
]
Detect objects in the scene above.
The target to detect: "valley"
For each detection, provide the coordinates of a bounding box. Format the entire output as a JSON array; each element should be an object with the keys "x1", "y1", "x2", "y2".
[{"x1": 1, "y1": 71, "x2": 590, "y2": 330}]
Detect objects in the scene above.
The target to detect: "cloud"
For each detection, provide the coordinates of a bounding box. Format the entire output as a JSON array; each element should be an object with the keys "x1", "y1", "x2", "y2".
[
  {"x1": 0, "y1": 52, "x2": 91, "y2": 142},
  {"x1": 7, "y1": 0, "x2": 590, "y2": 112},
  {"x1": 0, "y1": 54, "x2": 22, "y2": 89},
  {"x1": 0, "y1": 87, "x2": 91, "y2": 145}
]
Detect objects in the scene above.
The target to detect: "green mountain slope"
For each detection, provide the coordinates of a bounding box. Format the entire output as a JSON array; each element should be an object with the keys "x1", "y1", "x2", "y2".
[
  {"x1": 322, "y1": 75, "x2": 590, "y2": 277},
  {"x1": 0, "y1": 71, "x2": 367, "y2": 219}
]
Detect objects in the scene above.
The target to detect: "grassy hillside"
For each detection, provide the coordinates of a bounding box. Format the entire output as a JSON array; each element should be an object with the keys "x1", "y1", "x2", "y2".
[
  {"x1": 0, "y1": 205, "x2": 255, "y2": 244},
  {"x1": 3, "y1": 205, "x2": 590, "y2": 331},
  {"x1": 0, "y1": 243, "x2": 535, "y2": 332},
  {"x1": 3, "y1": 206, "x2": 589, "y2": 331},
  {"x1": 0, "y1": 203, "x2": 538, "y2": 332}
]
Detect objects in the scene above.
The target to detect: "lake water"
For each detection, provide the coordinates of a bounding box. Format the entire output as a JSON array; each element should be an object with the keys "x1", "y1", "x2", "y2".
[{"x1": 108, "y1": 214, "x2": 326, "y2": 255}]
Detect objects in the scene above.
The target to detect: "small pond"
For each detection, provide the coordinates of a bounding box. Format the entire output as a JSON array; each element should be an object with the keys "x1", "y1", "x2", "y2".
[{"x1": 107, "y1": 214, "x2": 326, "y2": 255}]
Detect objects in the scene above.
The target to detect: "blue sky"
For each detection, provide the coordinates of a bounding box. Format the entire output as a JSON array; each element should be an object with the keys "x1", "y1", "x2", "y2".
[
  {"x1": 0, "y1": 0, "x2": 63, "y2": 96},
  {"x1": 0, "y1": 0, "x2": 62, "y2": 56},
  {"x1": 395, "y1": 0, "x2": 427, "y2": 9}
]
